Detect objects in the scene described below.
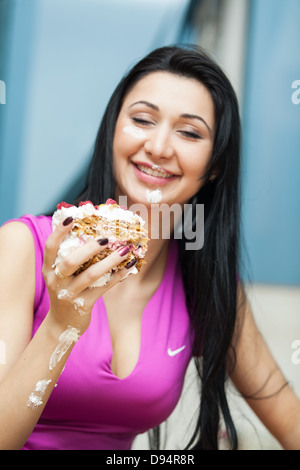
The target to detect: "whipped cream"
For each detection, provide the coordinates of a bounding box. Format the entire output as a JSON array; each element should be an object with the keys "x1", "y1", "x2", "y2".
[
  {"x1": 55, "y1": 232, "x2": 82, "y2": 265},
  {"x1": 146, "y1": 189, "x2": 162, "y2": 203},
  {"x1": 90, "y1": 272, "x2": 111, "y2": 288},
  {"x1": 52, "y1": 203, "x2": 144, "y2": 230}
]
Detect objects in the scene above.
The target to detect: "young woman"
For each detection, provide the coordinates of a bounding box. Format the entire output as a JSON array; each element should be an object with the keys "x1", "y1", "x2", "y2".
[{"x1": 0, "y1": 45, "x2": 299, "y2": 450}]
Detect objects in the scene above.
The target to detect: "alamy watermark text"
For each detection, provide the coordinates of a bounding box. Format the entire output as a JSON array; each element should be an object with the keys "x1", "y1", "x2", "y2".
[
  {"x1": 291, "y1": 340, "x2": 300, "y2": 365},
  {"x1": 0, "y1": 80, "x2": 6, "y2": 104},
  {"x1": 118, "y1": 196, "x2": 204, "y2": 251},
  {"x1": 291, "y1": 80, "x2": 300, "y2": 105}
]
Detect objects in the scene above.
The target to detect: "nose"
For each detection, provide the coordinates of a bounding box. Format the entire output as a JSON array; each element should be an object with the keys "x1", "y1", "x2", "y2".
[{"x1": 144, "y1": 124, "x2": 174, "y2": 160}]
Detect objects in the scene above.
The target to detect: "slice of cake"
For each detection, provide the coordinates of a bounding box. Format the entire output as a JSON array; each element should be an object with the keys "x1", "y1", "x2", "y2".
[{"x1": 52, "y1": 199, "x2": 148, "y2": 287}]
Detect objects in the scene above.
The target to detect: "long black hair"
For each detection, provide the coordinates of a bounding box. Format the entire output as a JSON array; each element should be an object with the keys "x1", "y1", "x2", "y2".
[{"x1": 75, "y1": 45, "x2": 242, "y2": 449}]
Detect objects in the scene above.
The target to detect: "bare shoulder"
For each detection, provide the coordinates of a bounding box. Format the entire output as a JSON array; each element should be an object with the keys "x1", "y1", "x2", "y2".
[
  {"x1": 0, "y1": 221, "x2": 35, "y2": 283},
  {"x1": 0, "y1": 221, "x2": 36, "y2": 379},
  {"x1": 0, "y1": 219, "x2": 34, "y2": 243}
]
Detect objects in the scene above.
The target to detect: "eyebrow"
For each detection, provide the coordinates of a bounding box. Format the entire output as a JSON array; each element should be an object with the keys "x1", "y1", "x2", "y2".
[
  {"x1": 129, "y1": 100, "x2": 212, "y2": 135},
  {"x1": 129, "y1": 100, "x2": 159, "y2": 111},
  {"x1": 180, "y1": 113, "x2": 212, "y2": 135}
]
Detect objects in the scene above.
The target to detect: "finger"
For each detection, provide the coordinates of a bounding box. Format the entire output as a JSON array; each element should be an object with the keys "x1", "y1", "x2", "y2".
[
  {"x1": 76, "y1": 261, "x2": 138, "y2": 311},
  {"x1": 107, "y1": 261, "x2": 138, "y2": 287},
  {"x1": 44, "y1": 217, "x2": 74, "y2": 268},
  {"x1": 57, "y1": 238, "x2": 109, "y2": 278},
  {"x1": 70, "y1": 246, "x2": 131, "y2": 293}
]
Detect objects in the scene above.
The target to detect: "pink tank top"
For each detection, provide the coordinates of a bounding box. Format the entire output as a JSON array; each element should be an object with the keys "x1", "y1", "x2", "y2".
[{"x1": 7, "y1": 215, "x2": 193, "y2": 450}]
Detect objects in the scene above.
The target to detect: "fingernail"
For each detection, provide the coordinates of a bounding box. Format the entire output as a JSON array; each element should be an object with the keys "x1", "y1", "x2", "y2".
[
  {"x1": 97, "y1": 238, "x2": 109, "y2": 246},
  {"x1": 125, "y1": 258, "x2": 137, "y2": 269},
  {"x1": 118, "y1": 246, "x2": 130, "y2": 256},
  {"x1": 63, "y1": 216, "x2": 73, "y2": 226}
]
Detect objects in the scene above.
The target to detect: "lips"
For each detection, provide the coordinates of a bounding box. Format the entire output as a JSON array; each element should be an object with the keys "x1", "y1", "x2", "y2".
[
  {"x1": 136, "y1": 164, "x2": 172, "y2": 179},
  {"x1": 132, "y1": 162, "x2": 178, "y2": 186}
]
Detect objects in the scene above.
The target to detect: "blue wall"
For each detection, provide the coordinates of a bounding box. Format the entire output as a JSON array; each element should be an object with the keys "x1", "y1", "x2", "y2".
[
  {"x1": 0, "y1": 0, "x2": 189, "y2": 222},
  {"x1": 242, "y1": 0, "x2": 300, "y2": 284}
]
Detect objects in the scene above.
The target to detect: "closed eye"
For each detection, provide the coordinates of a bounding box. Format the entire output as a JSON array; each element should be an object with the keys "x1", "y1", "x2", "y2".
[
  {"x1": 178, "y1": 130, "x2": 202, "y2": 140},
  {"x1": 131, "y1": 117, "x2": 154, "y2": 126}
]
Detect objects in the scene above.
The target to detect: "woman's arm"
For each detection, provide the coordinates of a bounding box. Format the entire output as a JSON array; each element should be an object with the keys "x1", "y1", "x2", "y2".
[
  {"x1": 229, "y1": 284, "x2": 300, "y2": 450},
  {"x1": 0, "y1": 219, "x2": 131, "y2": 449},
  {"x1": 0, "y1": 221, "x2": 62, "y2": 449}
]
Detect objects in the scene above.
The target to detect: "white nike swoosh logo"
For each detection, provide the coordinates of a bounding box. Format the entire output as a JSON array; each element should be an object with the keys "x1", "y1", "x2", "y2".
[{"x1": 167, "y1": 345, "x2": 186, "y2": 357}]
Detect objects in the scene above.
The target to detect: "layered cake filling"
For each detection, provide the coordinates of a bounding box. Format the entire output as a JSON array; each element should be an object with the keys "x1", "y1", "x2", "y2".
[{"x1": 52, "y1": 199, "x2": 148, "y2": 287}]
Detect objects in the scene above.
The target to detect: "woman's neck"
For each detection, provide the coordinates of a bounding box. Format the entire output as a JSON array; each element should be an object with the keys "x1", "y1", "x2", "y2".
[
  {"x1": 115, "y1": 193, "x2": 181, "y2": 283},
  {"x1": 139, "y1": 236, "x2": 170, "y2": 282}
]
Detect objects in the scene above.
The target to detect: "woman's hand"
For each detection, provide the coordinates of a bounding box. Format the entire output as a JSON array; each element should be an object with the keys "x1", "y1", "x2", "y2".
[{"x1": 42, "y1": 217, "x2": 132, "y2": 334}]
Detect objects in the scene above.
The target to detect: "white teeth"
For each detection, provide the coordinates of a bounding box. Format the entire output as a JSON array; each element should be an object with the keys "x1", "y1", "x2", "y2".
[{"x1": 137, "y1": 164, "x2": 172, "y2": 179}]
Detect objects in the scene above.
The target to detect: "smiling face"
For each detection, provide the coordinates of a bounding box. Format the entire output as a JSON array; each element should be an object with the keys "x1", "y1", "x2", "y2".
[{"x1": 113, "y1": 71, "x2": 215, "y2": 207}]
